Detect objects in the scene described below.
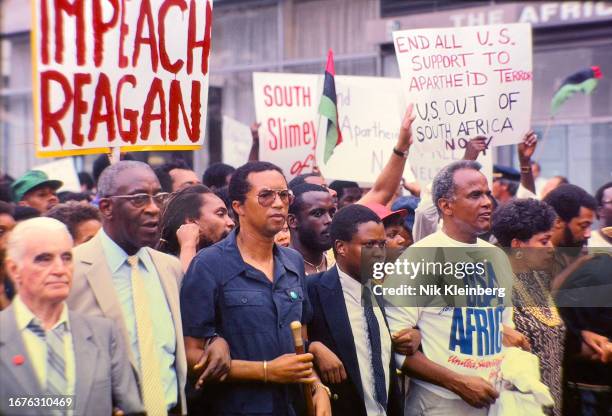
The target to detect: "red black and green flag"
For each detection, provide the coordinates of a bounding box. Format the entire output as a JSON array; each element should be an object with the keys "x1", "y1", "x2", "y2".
[
  {"x1": 551, "y1": 66, "x2": 602, "y2": 115},
  {"x1": 318, "y1": 49, "x2": 342, "y2": 164}
]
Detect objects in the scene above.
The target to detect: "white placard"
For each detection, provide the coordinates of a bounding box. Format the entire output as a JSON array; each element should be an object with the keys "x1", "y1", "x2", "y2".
[
  {"x1": 254, "y1": 73, "x2": 416, "y2": 184},
  {"x1": 393, "y1": 23, "x2": 532, "y2": 152},
  {"x1": 253, "y1": 72, "x2": 320, "y2": 179},
  {"x1": 33, "y1": 0, "x2": 213, "y2": 157},
  {"x1": 35, "y1": 158, "x2": 81, "y2": 193},
  {"x1": 316, "y1": 75, "x2": 416, "y2": 185},
  {"x1": 408, "y1": 144, "x2": 493, "y2": 189},
  {"x1": 222, "y1": 116, "x2": 252, "y2": 168}
]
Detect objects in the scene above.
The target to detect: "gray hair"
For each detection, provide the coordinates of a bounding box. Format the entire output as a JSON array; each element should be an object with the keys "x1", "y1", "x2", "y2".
[
  {"x1": 97, "y1": 160, "x2": 154, "y2": 197},
  {"x1": 432, "y1": 160, "x2": 482, "y2": 215},
  {"x1": 7, "y1": 217, "x2": 73, "y2": 263}
]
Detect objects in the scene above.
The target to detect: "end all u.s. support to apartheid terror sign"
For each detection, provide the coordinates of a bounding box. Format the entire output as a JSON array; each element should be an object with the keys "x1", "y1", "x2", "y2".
[
  {"x1": 393, "y1": 23, "x2": 532, "y2": 153},
  {"x1": 32, "y1": 0, "x2": 213, "y2": 157}
]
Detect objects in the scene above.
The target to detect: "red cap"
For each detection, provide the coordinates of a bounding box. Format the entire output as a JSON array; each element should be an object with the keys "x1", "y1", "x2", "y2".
[{"x1": 363, "y1": 202, "x2": 407, "y2": 222}]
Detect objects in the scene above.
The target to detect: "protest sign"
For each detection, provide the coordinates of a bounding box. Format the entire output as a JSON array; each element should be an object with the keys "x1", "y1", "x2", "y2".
[
  {"x1": 254, "y1": 73, "x2": 415, "y2": 183},
  {"x1": 316, "y1": 75, "x2": 416, "y2": 185},
  {"x1": 408, "y1": 143, "x2": 493, "y2": 188},
  {"x1": 35, "y1": 158, "x2": 81, "y2": 192},
  {"x1": 253, "y1": 72, "x2": 320, "y2": 179},
  {"x1": 393, "y1": 23, "x2": 532, "y2": 152},
  {"x1": 32, "y1": 0, "x2": 213, "y2": 157},
  {"x1": 222, "y1": 116, "x2": 251, "y2": 168}
]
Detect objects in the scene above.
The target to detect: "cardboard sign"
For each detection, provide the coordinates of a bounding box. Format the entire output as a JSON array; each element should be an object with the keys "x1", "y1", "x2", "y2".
[
  {"x1": 253, "y1": 72, "x2": 320, "y2": 179},
  {"x1": 35, "y1": 158, "x2": 81, "y2": 193},
  {"x1": 32, "y1": 0, "x2": 213, "y2": 157},
  {"x1": 222, "y1": 116, "x2": 251, "y2": 168},
  {"x1": 393, "y1": 23, "x2": 532, "y2": 152},
  {"x1": 254, "y1": 73, "x2": 416, "y2": 183},
  {"x1": 408, "y1": 143, "x2": 493, "y2": 188},
  {"x1": 316, "y1": 75, "x2": 416, "y2": 185}
]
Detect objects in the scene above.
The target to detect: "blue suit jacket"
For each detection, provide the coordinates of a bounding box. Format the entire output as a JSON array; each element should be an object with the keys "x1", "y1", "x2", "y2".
[{"x1": 306, "y1": 266, "x2": 402, "y2": 416}]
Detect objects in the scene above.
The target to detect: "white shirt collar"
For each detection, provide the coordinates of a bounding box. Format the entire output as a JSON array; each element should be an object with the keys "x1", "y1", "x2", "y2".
[{"x1": 337, "y1": 265, "x2": 364, "y2": 303}]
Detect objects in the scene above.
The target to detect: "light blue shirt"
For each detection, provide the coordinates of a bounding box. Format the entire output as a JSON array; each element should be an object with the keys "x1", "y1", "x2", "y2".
[{"x1": 99, "y1": 230, "x2": 177, "y2": 410}]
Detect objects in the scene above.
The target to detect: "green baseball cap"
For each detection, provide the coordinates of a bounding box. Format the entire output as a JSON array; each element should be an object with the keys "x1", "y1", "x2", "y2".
[{"x1": 11, "y1": 170, "x2": 63, "y2": 202}]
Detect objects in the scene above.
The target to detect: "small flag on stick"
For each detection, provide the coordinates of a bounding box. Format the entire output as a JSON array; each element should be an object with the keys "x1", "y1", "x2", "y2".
[
  {"x1": 318, "y1": 49, "x2": 343, "y2": 164},
  {"x1": 551, "y1": 66, "x2": 602, "y2": 115}
]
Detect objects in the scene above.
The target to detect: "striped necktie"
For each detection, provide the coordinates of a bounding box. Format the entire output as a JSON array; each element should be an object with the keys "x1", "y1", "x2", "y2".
[
  {"x1": 127, "y1": 255, "x2": 168, "y2": 416},
  {"x1": 27, "y1": 318, "x2": 67, "y2": 395}
]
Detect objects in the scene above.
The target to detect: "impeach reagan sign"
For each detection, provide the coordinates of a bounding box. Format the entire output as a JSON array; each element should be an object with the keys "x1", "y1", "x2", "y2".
[
  {"x1": 33, "y1": 0, "x2": 213, "y2": 157},
  {"x1": 393, "y1": 23, "x2": 532, "y2": 151}
]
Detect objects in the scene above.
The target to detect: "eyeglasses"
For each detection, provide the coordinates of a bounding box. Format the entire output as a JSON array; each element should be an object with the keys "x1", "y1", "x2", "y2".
[
  {"x1": 256, "y1": 189, "x2": 295, "y2": 207},
  {"x1": 109, "y1": 192, "x2": 171, "y2": 208}
]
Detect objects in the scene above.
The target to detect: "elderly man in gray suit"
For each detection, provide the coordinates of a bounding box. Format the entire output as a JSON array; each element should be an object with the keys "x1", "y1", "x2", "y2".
[
  {"x1": 0, "y1": 217, "x2": 143, "y2": 416},
  {"x1": 68, "y1": 161, "x2": 196, "y2": 416}
]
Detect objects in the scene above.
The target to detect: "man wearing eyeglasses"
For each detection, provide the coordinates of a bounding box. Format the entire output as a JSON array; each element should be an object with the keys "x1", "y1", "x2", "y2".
[
  {"x1": 180, "y1": 161, "x2": 332, "y2": 415},
  {"x1": 67, "y1": 161, "x2": 226, "y2": 415}
]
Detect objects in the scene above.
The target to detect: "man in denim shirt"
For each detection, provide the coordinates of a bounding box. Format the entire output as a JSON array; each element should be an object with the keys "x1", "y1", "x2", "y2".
[{"x1": 181, "y1": 162, "x2": 331, "y2": 416}]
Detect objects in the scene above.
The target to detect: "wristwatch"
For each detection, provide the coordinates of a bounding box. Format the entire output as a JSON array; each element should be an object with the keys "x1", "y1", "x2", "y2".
[{"x1": 393, "y1": 147, "x2": 408, "y2": 158}]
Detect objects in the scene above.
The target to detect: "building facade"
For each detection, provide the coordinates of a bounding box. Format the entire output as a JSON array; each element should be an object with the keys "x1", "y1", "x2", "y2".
[{"x1": 1, "y1": 0, "x2": 611, "y2": 192}]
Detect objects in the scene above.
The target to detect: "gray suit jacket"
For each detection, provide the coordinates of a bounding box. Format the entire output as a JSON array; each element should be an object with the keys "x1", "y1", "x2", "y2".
[
  {"x1": 0, "y1": 305, "x2": 144, "y2": 416},
  {"x1": 67, "y1": 233, "x2": 187, "y2": 414}
]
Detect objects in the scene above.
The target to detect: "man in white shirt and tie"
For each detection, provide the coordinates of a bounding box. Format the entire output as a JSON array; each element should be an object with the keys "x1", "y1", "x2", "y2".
[{"x1": 306, "y1": 204, "x2": 418, "y2": 416}]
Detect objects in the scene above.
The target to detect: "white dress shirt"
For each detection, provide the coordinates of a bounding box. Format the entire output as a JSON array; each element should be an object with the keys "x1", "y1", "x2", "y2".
[
  {"x1": 14, "y1": 295, "x2": 75, "y2": 397},
  {"x1": 337, "y1": 266, "x2": 392, "y2": 416}
]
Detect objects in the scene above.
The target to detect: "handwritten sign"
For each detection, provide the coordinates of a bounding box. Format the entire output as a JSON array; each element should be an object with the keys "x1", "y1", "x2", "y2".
[
  {"x1": 33, "y1": 0, "x2": 213, "y2": 157},
  {"x1": 316, "y1": 75, "x2": 415, "y2": 185},
  {"x1": 253, "y1": 72, "x2": 320, "y2": 178},
  {"x1": 222, "y1": 116, "x2": 251, "y2": 168},
  {"x1": 393, "y1": 23, "x2": 532, "y2": 152},
  {"x1": 408, "y1": 143, "x2": 493, "y2": 188}
]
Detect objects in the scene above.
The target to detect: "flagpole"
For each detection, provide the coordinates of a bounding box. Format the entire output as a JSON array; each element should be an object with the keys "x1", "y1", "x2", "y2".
[
  {"x1": 313, "y1": 112, "x2": 323, "y2": 173},
  {"x1": 537, "y1": 115, "x2": 554, "y2": 159}
]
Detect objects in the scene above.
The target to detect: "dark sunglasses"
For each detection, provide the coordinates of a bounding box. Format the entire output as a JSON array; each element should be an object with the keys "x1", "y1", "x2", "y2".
[
  {"x1": 109, "y1": 192, "x2": 171, "y2": 208},
  {"x1": 256, "y1": 189, "x2": 295, "y2": 207}
]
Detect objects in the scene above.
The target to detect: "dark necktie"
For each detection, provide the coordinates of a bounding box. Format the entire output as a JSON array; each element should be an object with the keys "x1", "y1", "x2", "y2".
[{"x1": 363, "y1": 294, "x2": 388, "y2": 410}]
